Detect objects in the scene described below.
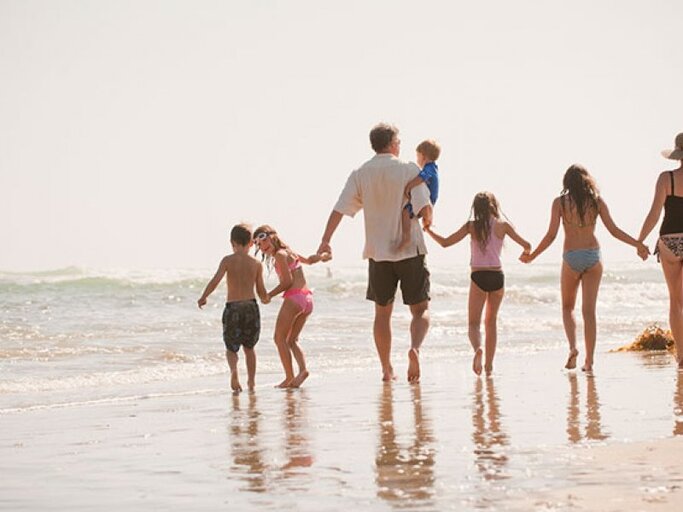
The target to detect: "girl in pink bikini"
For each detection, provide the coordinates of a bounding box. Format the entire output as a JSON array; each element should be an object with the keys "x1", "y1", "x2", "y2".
[{"x1": 253, "y1": 225, "x2": 330, "y2": 388}]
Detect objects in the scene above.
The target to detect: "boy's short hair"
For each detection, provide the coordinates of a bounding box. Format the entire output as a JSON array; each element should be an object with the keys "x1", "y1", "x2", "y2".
[
  {"x1": 369, "y1": 123, "x2": 399, "y2": 153},
  {"x1": 230, "y1": 224, "x2": 252, "y2": 246},
  {"x1": 416, "y1": 140, "x2": 441, "y2": 161}
]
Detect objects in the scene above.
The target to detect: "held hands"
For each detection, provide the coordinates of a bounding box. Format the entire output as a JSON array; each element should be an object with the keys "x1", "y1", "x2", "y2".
[
  {"x1": 519, "y1": 250, "x2": 534, "y2": 264},
  {"x1": 636, "y1": 242, "x2": 650, "y2": 261},
  {"x1": 317, "y1": 241, "x2": 332, "y2": 258}
]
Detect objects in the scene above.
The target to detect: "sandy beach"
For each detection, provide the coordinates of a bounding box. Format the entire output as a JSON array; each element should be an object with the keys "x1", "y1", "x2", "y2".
[{"x1": 2, "y1": 346, "x2": 683, "y2": 511}]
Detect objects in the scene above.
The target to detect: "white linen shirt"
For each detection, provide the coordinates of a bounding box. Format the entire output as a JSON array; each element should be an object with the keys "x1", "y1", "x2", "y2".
[{"x1": 333, "y1": 153, "x2": 431, "y2": 262}]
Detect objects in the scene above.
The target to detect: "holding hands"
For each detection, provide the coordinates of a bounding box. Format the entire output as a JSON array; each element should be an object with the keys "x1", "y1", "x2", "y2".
[{"x1": 636, "y1": 241, "x2": 650, "y2": 261}]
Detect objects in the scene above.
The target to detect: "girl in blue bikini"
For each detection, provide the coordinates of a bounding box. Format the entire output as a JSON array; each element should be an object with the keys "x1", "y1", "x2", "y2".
[{"x1": 522, "y1": 165, "x2": 648, "y2": 372}]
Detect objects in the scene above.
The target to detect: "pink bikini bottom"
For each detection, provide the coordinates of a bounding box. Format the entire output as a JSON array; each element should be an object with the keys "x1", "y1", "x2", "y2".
[{"x1": 283, "y1": 288, "x2": 314, "y2": 315}]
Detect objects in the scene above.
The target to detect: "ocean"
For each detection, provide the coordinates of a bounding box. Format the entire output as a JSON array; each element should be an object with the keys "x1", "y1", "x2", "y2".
[{"x1": 1, "y1": 261, "x2": 681, "y2": 510}]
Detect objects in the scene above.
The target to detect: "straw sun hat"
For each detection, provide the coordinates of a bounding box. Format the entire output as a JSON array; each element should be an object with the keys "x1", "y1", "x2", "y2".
[{"x1": 662, "y1": 133, "x2": 683, "y2": 160}]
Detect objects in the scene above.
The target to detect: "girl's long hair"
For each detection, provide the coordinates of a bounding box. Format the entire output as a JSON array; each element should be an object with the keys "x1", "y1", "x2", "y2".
[
  {"x1": 470, "y1": 192, "x2": 501, "y2": 251},
  {"x1": 560, "y1": 164, "x2": 599, "y2": 225}
]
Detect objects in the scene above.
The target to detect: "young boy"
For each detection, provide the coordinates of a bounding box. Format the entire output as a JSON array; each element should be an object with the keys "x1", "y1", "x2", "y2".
[
  {"x1": 398, "y1": 139, "x2": 441, "y2": 251},
  {"x1": 197, "y1": 223, "x2": 269, "y2": 393}
]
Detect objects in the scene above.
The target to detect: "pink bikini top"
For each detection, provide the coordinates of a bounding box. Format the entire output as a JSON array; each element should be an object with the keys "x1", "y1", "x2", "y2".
[
  {"x1": 275, "y1": 256, "x2": 302, "y2": 277},
  {"x1": 470, "y1": 222, "x2": 503, "y2": 268}
]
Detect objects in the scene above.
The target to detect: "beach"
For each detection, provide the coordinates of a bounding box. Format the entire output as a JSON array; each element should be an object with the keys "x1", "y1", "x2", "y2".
[{"x1": 1, "y1": 264, "x2": 683, "y2": 510}]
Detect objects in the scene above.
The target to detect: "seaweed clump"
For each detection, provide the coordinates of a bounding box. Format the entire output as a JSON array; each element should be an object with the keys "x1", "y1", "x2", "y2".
[{"x1": 613, "y1": 324, "x2": 675, "y2": 352}]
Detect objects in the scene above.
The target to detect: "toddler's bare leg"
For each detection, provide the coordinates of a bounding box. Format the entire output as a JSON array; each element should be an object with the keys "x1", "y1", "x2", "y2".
[{"x1": 397, "y1": 206, "x2": 412, "y2": 251}]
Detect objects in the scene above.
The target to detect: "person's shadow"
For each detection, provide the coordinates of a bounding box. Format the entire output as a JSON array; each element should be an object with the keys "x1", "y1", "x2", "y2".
[
  {"x1": 375, "y1": 383, "x2": 436, "y2": 507},
  {"x1": 566, "y1": 373, "x2": 609, "y2": 443},
  {"x1": 674, "y1": 371, "x2": 683, "y2": 436},
  {"x1": 471, "y1": 377, "x2": 509, "y2": 481},
  {"x1": 229, "y1": 392, "x2": 268, "y2": 492}
]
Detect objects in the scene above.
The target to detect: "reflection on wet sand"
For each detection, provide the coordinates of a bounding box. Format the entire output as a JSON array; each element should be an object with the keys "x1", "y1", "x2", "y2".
[
  {"x1": 471, "y1": 377, "x2": 509, "y2": 481},
  {"x1": 674, "y1": 371, "x2": 683, "y2": 436},
  {"x1": 281, "y1": 389, "x2": 314, "y2": 477},
  {"x1": 375, "y1": 384, "x2": 435, "y2": 508},
  {"x1": 566, "y1": 373, "x2": 609, "y2": 443},
  {"x1": 229, "y1": 392, "x2": 268, "y2": 492},
  {"x1": 634, "y1": 351, "x2": 674, "y2": 371},
  {"x1": 228, "y1": 390, "x2": 314, "y2": 493}
]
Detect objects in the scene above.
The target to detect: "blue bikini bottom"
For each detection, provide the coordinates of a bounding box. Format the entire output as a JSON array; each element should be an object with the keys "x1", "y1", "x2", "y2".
[{"x1": 562, "y1": 248, "x2": 601, "y2": 274}]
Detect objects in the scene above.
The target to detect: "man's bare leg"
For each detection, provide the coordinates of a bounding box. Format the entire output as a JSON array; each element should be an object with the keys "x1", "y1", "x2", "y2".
[
  {"x1": 226, "y1": 350, "x2": 242, "y2": 393},
  {"x1": 374, "y1": 303, "x2": 395, "y2": 381},
  {"x1": 408, "y1": 300, "x2": 429, "y2": 383}
]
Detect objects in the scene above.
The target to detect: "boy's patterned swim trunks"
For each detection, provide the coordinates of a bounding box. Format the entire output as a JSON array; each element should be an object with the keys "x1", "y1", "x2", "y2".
[{"x1": 222, "y1": 299, "x2": 260, "y2": 353}]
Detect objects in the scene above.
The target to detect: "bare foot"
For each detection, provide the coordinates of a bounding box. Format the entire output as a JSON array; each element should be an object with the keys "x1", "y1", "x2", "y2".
[
  {"x1": 230, "y1": 373, "x2": 242, "y2": 393},
  {"x1": 382, "y1": 366, "x2": 396, "y2": 382},
  {"x1": 565, "y1": 349, "x2": 579, "y2": 370},
  {"x1": 275, "y1": 378, "x2": 292, "y2": 388},
  {"x1": 407, "y1": 348, "x2": 420, "y2": 384},
  {"x1": 247, "y1": 380, "x2": 255, "y2": 392},
  {"x1": 581, "y1": 362, "x2": 593, "y2": 373},
  {"x1": 484, "y1": 363, "x2": 493, "y2": 376},
  {"x1": 472, "y1": 348, "x2": 483, "y2": 376},
  {"x1": 289, "y1": 370, "x2": 310, "y2": 388}
]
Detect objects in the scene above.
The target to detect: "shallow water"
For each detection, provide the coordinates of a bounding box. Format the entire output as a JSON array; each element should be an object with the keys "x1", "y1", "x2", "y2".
[
  {"x1": 2, "y1": 350, "x2": 682, "y2": 511},
  {"x1": 1, "y1": 263, "x2": 681, "y2": 510}
]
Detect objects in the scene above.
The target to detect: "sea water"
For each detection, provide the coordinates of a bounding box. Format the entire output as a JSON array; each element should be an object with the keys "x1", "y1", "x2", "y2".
[{"x1": 1, "y1": 262, "x2": 681, "y2": 510}]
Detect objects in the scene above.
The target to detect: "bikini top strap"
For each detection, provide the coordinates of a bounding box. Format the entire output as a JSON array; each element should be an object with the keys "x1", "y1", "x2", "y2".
[{"x1": 670, "y1": 171, "x2": 675, "y2": 196}]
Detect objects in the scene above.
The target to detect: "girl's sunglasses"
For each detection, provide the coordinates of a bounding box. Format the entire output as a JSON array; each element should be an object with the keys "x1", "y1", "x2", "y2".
[{"x1": 253, "y1": 232, "x2": 269, "y2": 242}]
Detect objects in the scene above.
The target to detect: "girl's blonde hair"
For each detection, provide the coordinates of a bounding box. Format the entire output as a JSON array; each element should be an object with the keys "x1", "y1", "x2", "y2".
[{"x1": 470, "y1": 192, "x2": 501, "y2": 251}]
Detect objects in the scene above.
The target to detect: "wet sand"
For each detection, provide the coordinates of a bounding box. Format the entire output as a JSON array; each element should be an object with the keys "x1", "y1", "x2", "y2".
[{"x1": 2, "y1": 347, "x2": 683, "y2": 511}]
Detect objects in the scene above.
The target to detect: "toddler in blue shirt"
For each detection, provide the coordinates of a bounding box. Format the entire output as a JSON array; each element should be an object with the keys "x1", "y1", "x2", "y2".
[{"x1": 399, "y1": 139, "x2": 441, "y2": 251}]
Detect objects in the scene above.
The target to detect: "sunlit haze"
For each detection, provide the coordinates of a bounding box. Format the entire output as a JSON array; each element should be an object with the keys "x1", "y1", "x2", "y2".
[{"x1": 2, "y1": 0, "x2": 681, "y2": 271}]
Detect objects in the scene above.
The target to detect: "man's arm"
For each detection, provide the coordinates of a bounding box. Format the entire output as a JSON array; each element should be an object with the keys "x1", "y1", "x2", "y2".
[
  {"x1": 317, "y1": 210, "x2": 344, "y2": 256},
  {"x1": 417, "y1": 204, "x2": 433, "y2": 230}
]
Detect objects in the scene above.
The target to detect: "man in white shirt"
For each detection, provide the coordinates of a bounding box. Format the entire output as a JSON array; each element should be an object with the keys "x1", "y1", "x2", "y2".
[{"x1": 317, "y1": 123, "x2": 433, "y2": 383}]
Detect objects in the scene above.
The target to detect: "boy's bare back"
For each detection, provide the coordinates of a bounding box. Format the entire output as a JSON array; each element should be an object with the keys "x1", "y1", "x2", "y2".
[{"x1": 223, "y1": 253, "x2": 263, "y2": 302}]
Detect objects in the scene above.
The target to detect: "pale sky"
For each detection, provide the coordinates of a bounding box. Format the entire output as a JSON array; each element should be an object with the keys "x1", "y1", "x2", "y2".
[{"x1": 1, "y1": 0, "x2": 682, "y2": 271}]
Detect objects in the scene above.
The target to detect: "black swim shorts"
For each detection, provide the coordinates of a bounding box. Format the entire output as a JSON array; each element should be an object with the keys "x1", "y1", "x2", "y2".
[
  {"x1": 222, "y1": 299, "x2": 260, "y2": 353},
  {"x1": 367, "y1": 255, "x2": 431, "y2": 306}
]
